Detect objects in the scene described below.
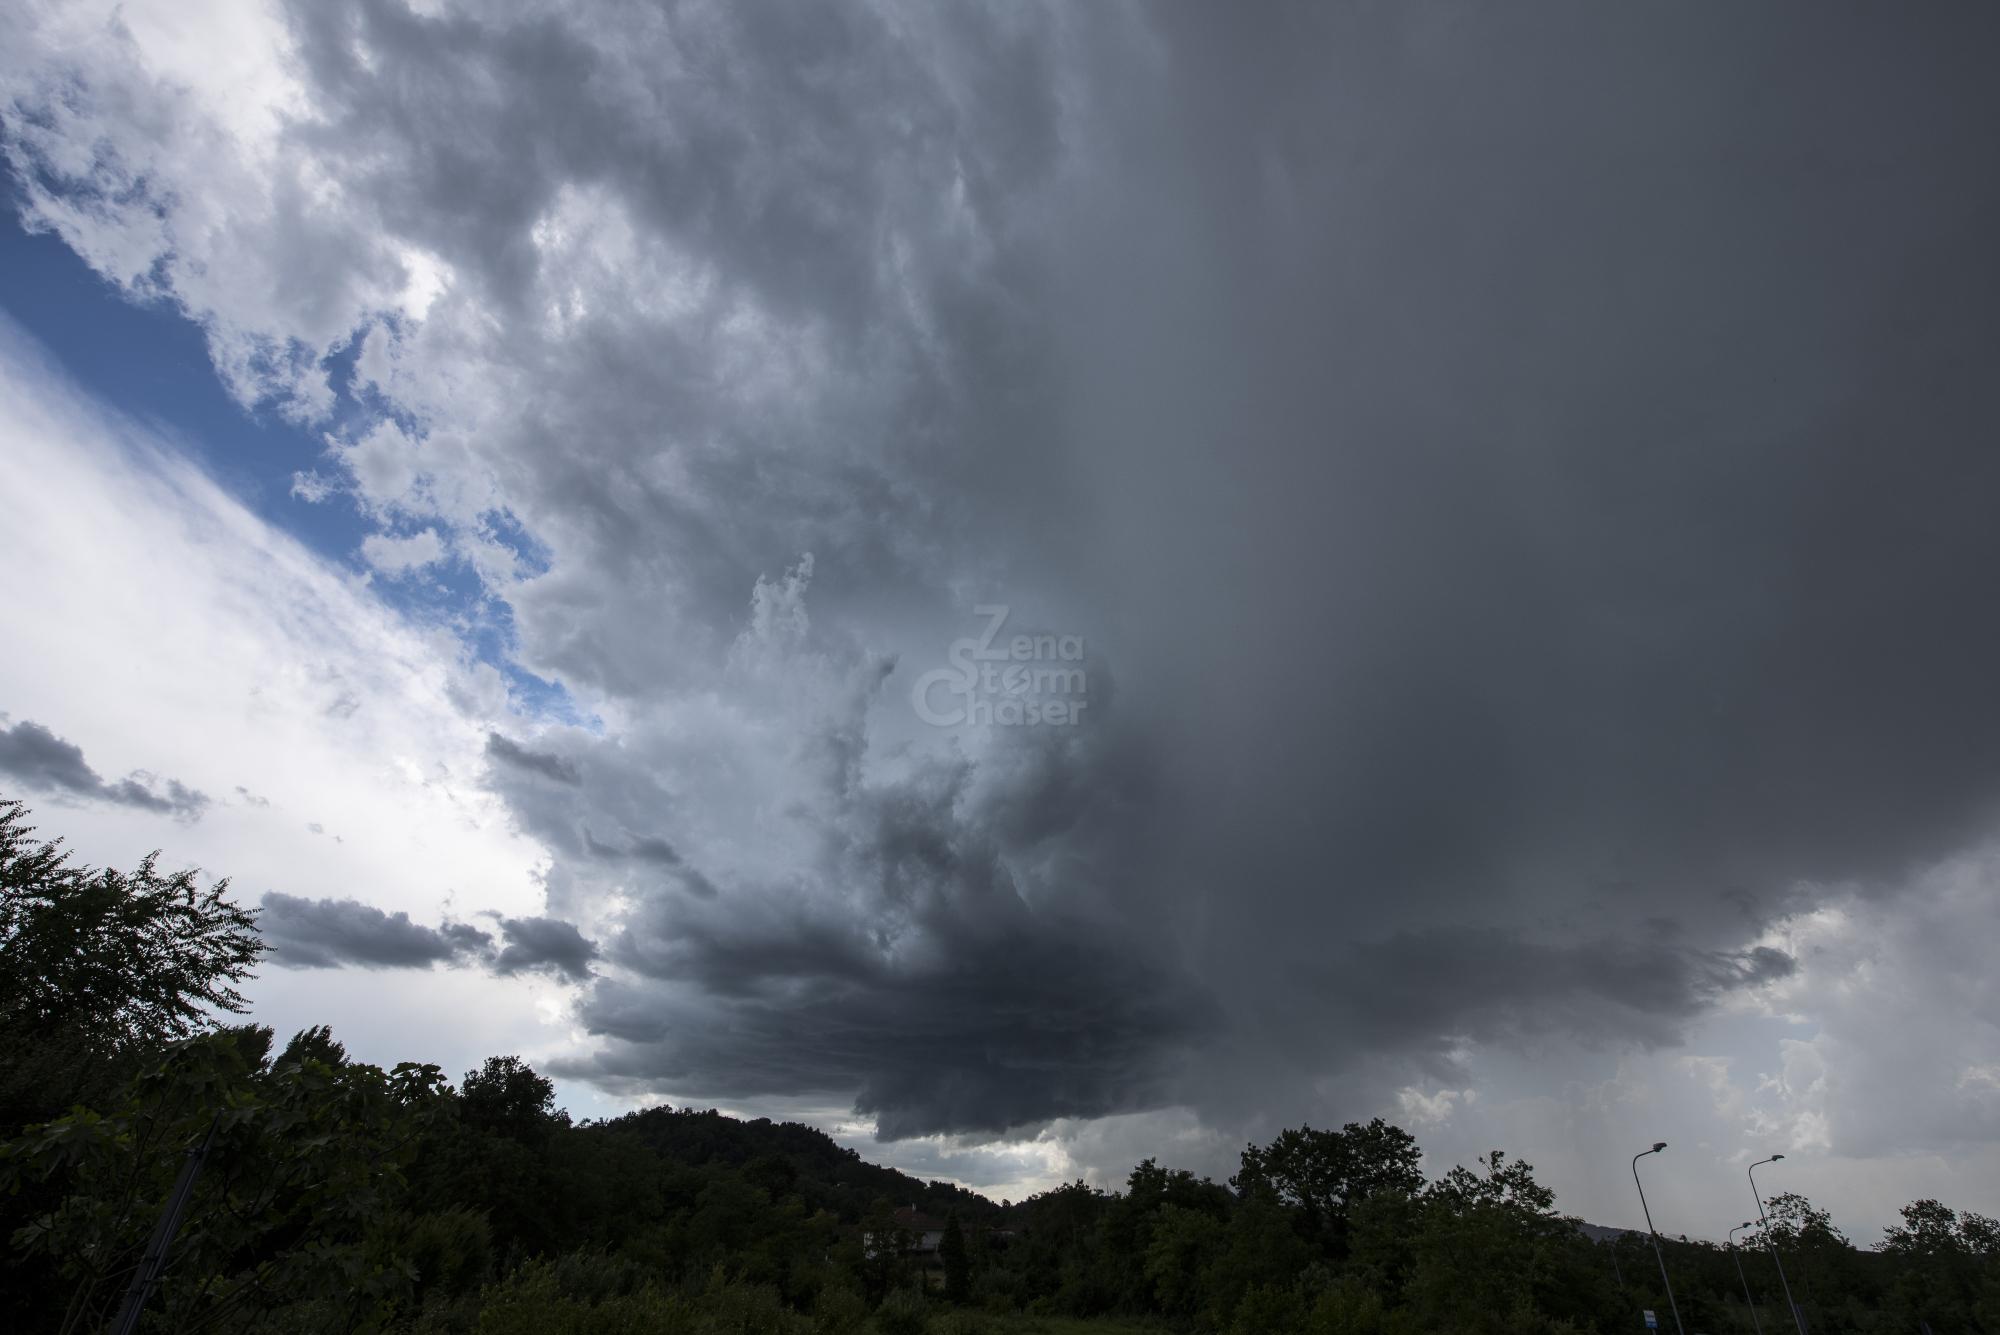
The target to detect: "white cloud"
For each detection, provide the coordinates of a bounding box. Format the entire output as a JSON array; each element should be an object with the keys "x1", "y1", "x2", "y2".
[
  {"x1": 0, "y1": 316, "x2": 565, "y2": 1085},
  {"x1": 289, "y1": 469, "x2": 337, "y2": 503},
  {"x1": 361, "y1": 528, "x2": 446, "y2": 575},
  {"x1": 1396, "y1": 1085, "x2": 1475, "y2": 1129}
]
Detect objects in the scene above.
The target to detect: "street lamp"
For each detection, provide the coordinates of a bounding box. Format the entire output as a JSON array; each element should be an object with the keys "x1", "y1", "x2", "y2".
[
  {"x1": 1749, "y1": 1156, "x2": 1806, "y2": 1335},
  {"x1": 1729, "y1": 1221, "x2": 1763, "y2": 1335},
  {"x1": 1632, "y1": 1143, "x2": 1687, "y2": 1335}
]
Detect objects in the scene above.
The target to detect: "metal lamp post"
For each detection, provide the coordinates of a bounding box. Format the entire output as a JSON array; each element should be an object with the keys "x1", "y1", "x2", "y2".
[
  {"x1": 1632, "y1": 1143, "x2": 1687, "y2": 1335},
  {"x1": 1729, "y1": 1220, "x2": 1763, "y2": 1335},
  {"x1": 1749, "y1": 1155, "x2": 1806, "y2": 1335}
]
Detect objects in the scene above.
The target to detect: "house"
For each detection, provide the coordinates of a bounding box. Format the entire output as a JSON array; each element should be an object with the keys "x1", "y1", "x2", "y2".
[
  {"x1": 861, "y1": 1204, "x2": 1015, "y2": 1272},
  {"x1": 892, "y1": 1206, "x2": 948, "y2": 1257}
]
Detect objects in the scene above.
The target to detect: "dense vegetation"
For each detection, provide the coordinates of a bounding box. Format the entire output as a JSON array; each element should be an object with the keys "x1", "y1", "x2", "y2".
[{"x1": 1, "y1": 796, "x2": 1994, "y2": 1333}]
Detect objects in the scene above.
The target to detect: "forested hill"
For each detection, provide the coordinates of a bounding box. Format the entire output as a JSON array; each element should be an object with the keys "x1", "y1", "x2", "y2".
[{"x1": 591, "y1": 1102, "x2": 1001, "y2": 1222}]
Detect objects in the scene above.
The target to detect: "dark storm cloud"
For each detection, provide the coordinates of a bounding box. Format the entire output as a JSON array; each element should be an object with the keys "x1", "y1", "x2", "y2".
[
  {"x1": 561, "y1": 715, "x2": 1216, "y2": 1140},
  {"x1": 574, "y1": 915, "x2": 1215, "y2": 1140},
  {"x1": 582, "y1": 830, "x2": 720, "y2": 899},
  {"x1": 358, "y1": 0, "x2": 2000, "y2": 1135},
  {"x1": 493, "y1": 914, "x2": 598, "y2": 981},
  {"x1": 0, "y1": 718, "x2": 208, "y2": 819},
  {"x1": 485, "y1": 732, "x2": 579, "y2": 785},
  {"x1": 1032, "y1": 3, "x2": 2000, "y2": 1090},
  {"x1": 257, "y1": 891, "x2": 494, "y2": 970},
  {"x1": 1312, "y1": 931, "x2": 1796, "y2": 1055},
  {"x1": 56, "y1": 0, "x2": 2000, "y2": 1146}
]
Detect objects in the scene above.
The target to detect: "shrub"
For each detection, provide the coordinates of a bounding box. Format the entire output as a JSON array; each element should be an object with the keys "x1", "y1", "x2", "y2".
[
  {"x1": 874, "y1": 1285, "x2": 931, "y2": 1335},
  {"x1": 814, "y1": 1285, "x2": 870, "y2": 1334}
]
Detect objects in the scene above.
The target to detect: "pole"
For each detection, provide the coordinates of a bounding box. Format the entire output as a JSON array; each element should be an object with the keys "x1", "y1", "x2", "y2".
[
  {"x1": 1730, "y1": 1222, "x2": 1763, "y2": 1335},
  {"x1": 1632, "y1": 1145, "x2": 1687, "y2": 1335},
  {"x1": 1749, "y1": 1157, "x2": 1807, "y2": 1335},
  {"x1": 110, "y1": 1120, "x2": 216, "y2": 1335}
]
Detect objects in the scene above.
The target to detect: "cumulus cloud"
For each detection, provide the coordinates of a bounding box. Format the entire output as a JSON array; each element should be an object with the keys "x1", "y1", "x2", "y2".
[{"x1": 0, "y1": 717, "x2": 209, "y2": 819}]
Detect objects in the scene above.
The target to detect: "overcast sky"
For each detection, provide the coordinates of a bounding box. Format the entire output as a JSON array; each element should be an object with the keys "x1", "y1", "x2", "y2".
[{"x1": 3, "y1": 0, "x2": 1997, "y2": 1239}]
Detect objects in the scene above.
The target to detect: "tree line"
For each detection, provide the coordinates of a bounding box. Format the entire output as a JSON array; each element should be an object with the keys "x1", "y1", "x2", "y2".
[{"x1": 1, "y1": 795, "x2": 1993, "y2": 1333}]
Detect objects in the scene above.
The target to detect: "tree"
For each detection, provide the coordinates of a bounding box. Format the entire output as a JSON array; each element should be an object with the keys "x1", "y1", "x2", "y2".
[
  {"x1": 1409, "y1": 1151, "x2": 1587, "y2": 1334},
  {"x1": 941, "y1": 1209, "x2": 970, "y2": 1304},
  {"x1": 1233, "y1": 1119, "x2": 1424, "y2": 1257},
  {"x1": 0, "y1": 796, "x2": 262, "y2": 1134},
  {"x1": 460, "y1": 1054, "x2": 563, "y2": 1144},
  {"x1": 0, "y1": 1026, "x2": 453, "y2": 1333},
  {"x1": 1881, "y1": 1198, "x2": 2000, "y2": 1332}
]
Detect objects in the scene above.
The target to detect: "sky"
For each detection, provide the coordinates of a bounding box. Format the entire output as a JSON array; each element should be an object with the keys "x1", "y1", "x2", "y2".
[{"x1": 2, "y1": 0, "x2": 1997, "y2": 1241}]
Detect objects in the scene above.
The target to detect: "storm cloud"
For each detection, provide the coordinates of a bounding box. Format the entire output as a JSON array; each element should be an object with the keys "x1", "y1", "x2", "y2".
[
  {"x1": 0, "y1": 718, "x2": 209, "y2": 819},
  {"x1": 493, "y1": 914, "x2": 598, "y2": 982},
  {"x1": 258, "y1": 892, "x2": 494, "y2": 970},
  {"x1": 9, "y1": 0, "x2": 2000, "y2": 1192},
  {"x1": 485, "y1": 732, "x2": 580, "y2": 785}
]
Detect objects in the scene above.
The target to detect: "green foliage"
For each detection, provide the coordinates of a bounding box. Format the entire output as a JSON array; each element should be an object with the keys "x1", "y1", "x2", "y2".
[
  {"x1": 2, "y1": 1026, "x2": 452, "y2": 1332},
  {"x1": 1879, "y1": 1198, "x2": 2000, "y2": 1332},
  {"x1": 460, "y1": 1054, "x2": 564, "y2": 1143},
  {"x1": 1232, "y1": 1118, "x2": 1423, "y2": 1260},
  {"x1": 875, "y1": 1285, "x2": 932, "y2": 1335},
  {"x1": 942, "y1": 1210, "x2": 971, "y2": 1305},
  {"x1": 0, "y1": 797, "x2": 262, "y2": 1135}
]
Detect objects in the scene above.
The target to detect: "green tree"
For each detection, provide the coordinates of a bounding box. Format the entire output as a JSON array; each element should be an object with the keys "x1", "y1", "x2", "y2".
[
  {"x1": 1145, "y1": 1201, "x2": 1225, "y2": 1318},
  {"x1": 0, "y1": 796, "x2": 261, "y2": 1134},
  {"x1": 0, "y1": 1026, "x2": 453, "y2": 1333},
  {"x1": 460, "y1": 1054, "x2": 564, "y2": 1144},
  {"x1": 1408, "y1": 1151, "x2": 1585, "y2": 1334},
  {"x1": 1234, "y1": 1119, "x2": 1424, "y2": 1258},
  {"x1": 940, "y1": 1209, "x2": 970, "y2": 1304},
  {"x1": 1881, "y1": 1198, "x2": 2000, "y2": 1333}
]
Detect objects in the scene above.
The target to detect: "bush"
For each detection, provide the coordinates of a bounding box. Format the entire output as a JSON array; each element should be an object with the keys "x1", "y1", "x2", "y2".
[
  {"x1": 403, "y1": 1207, "x2": 493, "y2": 1302},
  {"x1": 1231, "y1": 1281, "x2": 1308, "y2": 1334},
  {"x1": 874, "y1": 1286, "x2": 931, "y2": 1335},
  {"x1": 696, "y1": 1271, "x2": 811, "y2": 1334},
  {"x1": 472, "y1": 1262, "x2": 692, "y2": 1335},
  {"x1": 813, "y1": 1285, "x2": 870, "y2": 1334},
  {"x1": 550, "y1": 1249, "x2": 650, "y2": 1303},
  {"x1": 929, "y1": 1313, "x2": 994, "y2": 1335},
  {"x1": 1307, "y1": 1278, "x2": 1391, "y2": 1335}
]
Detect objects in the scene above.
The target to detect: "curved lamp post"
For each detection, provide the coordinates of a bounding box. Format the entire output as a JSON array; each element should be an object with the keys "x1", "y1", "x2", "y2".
[
  {"x1": 1749, "y1": 1155, "x2": 1806, "y2": 1335},
  {"x1": 1632, "y1": 1143, "x2": 1687, "y2": 1335},
  {"x1": 1729, "y1": 1220, "x2": 1764, "y2": 1335}
]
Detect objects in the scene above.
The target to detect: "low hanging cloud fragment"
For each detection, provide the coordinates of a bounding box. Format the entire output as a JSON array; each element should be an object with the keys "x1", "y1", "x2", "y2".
[
  {"x1": 1310, "y1": 928, "x2": 1800, "y2": 1055},
  {"x1": 257, "y1": 891, "x2": 496, "y2": 971},
  {"x1": 485, "y1": 732, "x2": 580, "y2": 785},
  {"x1": 581, "y1": 828, "x2": 721, "y2": 899},
  {"x1": 256, "y1": 892, "x2": 601, "y2": 983},
  {"x1": 493, "y1": 915, "x2": 600, "y2": 981},
  {"x1": 0, "y1": 718, "x2": 209, "y2": 820}
]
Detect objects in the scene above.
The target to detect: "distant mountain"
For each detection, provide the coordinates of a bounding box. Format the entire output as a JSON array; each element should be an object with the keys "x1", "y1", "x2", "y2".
[{"x1": 1576, "y1": 1221, "x2": 1643, "y2": 1244}]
